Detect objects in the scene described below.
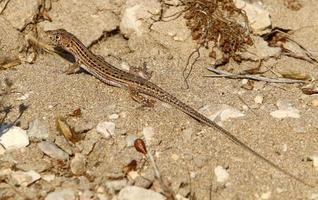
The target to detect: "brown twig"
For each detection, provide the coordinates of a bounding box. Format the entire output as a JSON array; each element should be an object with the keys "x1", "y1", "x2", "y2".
[
  {"x1": 206, "y1": 67, "x2": 306, "y2": 84},
  {"x1": 0, "y1": 0, "x2": 10, "y2": 14},
  {"x1": 183, "y1": 47, "x2": 201, "y2": 89}
]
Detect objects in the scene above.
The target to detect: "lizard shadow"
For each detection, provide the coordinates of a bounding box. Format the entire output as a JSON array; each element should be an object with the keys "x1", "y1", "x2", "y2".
[{"x1": 53, "y1": 46, "x2": 87, "y2": 74}]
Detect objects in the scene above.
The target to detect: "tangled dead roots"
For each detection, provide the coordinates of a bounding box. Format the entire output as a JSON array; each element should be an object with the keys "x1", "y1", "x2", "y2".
[{"x1": 184, "y1": 0, "x2": 253, "y2": 65}]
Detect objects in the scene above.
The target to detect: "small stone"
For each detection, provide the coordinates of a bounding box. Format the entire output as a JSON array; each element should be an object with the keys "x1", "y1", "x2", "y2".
[
  {"x1": 270, "y1": 100, "x2": 300, "y2": 119},
  {"x1": 205, "y1": 105, "x2": 245, "y2": 124},
  {"x1": 171, "y1": 154, "x2": 179, "y2": 161},
  {"x1": 260, "y1": 191, "x2": 271, "y2": 200},
  {"x1": 38, "y1": 141, "x2": 69, "y2": 160},
  {"x1": 118, "y1": 186, "x2": 165, "y2": 200},
  {"x1": 96, "y1": 121, "x2": 116, "y2": 139},
  {"x1": 70, "y1": 153, "x2": 86, "y2": 175},
  {"x1": 126, "y1": 134, "x2": 137, "y2": 147},
  {"x1": 235, "y1": 0, "x2": 271, "y2": 34},
  {"x1": 214, "y1": 166, "x2": 229, "y2": 183},
  {"x1": 106, "y1": 179, "x2": 128, "y2": 192},
  {"x1": 28, "y1": 119, "x2": 49, "y2": 140},
  {"x1": 127, "y1": 171, "x2": 139, "y2": 181},
  {"x1": 42, "y1": 174, "x2": 55, "y2": 182},
  {"x1": 0, "y1": 145, "x2": 5, "y2": 155},
  {"x1": 16, "y1": 92, "x2": 31, "y2": 100},
  {"x1": 241, "y1": 79, "x2": 249, "y2": 85},
  {"x1": 190, "y1": 171, "x2": 196, "y2": 179},
  {"x1": 308, "y1": 193, "x2": 318, "y2": 200},
  {"x1": 311, "y1": 99, "x2": 318, "y2": 107},
  {"x1": 109, "y1": 113, "x2": 119, "y2": 120},
  {"x1": 45, "y1": 189, "x2": 76, "y2": 200},
  {"x1": 254, "y1": 95, "x2": 263, "y2": 104},
  {"x1": 0, "y1": 126, "x2": 29, "y2": 150},
  {"x1": 282, "y1": 144, "x2": 288, "y2": 152},
  {"x1": 11, "y1": 170, "x2": 41, "y2": 187},
  {"x1": 142, "y1": 127, "x2": 155, "y2": 144},
  {"x1": 309, "y1": 154, "x2": 318, "y2": 170}
]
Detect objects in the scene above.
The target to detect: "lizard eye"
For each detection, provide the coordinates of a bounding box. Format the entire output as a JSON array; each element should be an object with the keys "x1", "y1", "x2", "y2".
[{"x1": 55, "y1": 35, "x2": 60, "y2": 40}]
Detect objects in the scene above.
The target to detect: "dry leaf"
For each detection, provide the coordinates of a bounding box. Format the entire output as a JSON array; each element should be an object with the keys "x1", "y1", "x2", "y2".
[
  {"x1": 56, "y1": 116, "x2": 82, "y2": 143},
  {"x1": 122, "y1": 160, "x2": 137, "y2": 175},
  {"x1": 301, "y1": 85, "x2": 318, "y2": 95},
  {"x1": 280, "y1": 70, "x2": 310, "y2": 80}
]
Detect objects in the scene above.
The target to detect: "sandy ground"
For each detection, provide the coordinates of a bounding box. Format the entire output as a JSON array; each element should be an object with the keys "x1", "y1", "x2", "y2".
[{"x1": 1, "y1": 0, "x2": 318, "y2": 199}]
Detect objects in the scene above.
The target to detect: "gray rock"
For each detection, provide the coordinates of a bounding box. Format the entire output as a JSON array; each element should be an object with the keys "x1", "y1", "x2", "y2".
[
  {"x1": 270, "y1": 100, "x2": 300, "y2": 119},
  {"x1": 28, "y1": 119, "x2": 49, "y2": 140},
  {"x1": 10, "y1": 170, "x2": 41, "y2": 187},
  {"x1": 106, "y1": 179, "x2": 128, "y2": 192},
  {"x1": 45, "y1": 189, "x2": 76, "y2": 200},
  {"x1": 96, "y1": 121, "x2": 116, "y2": 139},
  {"x1": 1, "y1": 0, "x2": 38, "y2": 30},
  {"x1": 142, "y1": 127, "x2": 155, "y2": 144},
  {"x1": 39, "y1": 1, "x2": 119, "y2": 46},
  {"x1": 118, "y1": 186, "x2": 165, "y2": 200},
  {"x1": 38, "y1": 141, "x2": 69, "y2": 160},
  {"x1": 70, "y1": 153, "x2": 86, "y2": 175}
]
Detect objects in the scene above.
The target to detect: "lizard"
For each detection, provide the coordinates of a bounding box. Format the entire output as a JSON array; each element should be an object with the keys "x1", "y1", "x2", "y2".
[{"x1": 45, "y1": 29, "x2": 311, "y2": 187}]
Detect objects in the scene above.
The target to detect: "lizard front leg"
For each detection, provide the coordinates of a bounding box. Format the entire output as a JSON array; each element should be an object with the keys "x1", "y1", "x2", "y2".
[{"x1": 64, "y1": 60, "x2": 81, "y2": 75}]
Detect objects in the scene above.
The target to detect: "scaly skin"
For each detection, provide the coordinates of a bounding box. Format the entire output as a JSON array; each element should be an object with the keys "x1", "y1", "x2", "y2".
[{"x1": 46, "y1": 29, "x2": 311, "y2": 187}]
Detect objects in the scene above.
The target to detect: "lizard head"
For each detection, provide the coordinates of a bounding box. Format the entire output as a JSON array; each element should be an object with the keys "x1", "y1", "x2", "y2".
[{"x1": 46, "y1": 29, "x2": 75, "y2": 53}]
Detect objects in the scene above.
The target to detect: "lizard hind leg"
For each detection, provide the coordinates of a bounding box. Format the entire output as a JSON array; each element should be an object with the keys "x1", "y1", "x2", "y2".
[{"x1": 129, "y1": 87, "x2": 156, "y2": 108}]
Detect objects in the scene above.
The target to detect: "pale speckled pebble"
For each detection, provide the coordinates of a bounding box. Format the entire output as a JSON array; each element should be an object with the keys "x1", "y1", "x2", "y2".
[
  {"x1": 28, "y1": 119, "x2": 49, "y2": 140},
  {"x1": 96, "y1": 121, "x2": 116, "y2": 139},
  {"x1": 214, "y1": 166, "x2": 229, "y2": 183},
  {"x1": 11, "y1": 170, "x2": 41, "y2": 186},
  {"x1": 0, "y1": 126, "x2": 29, "y2": 150},
  {"x1": 126, "y1": 134, "x2": 137, "y2": 147},
  {"x1": 38, "y1": 141, "x2": 69, "y2": 160},
  {"x1": 109, "y1": 113, "x2": 119, "y2": 120},
  {"x1": 70, "y1": 153, "x2": 86, "y2": 175},
  {"x1": 45, "y1": 189, "x2": 76, "y2": 200},
  {"x1": 118, "y1": 186, "x2": 165, "y2": 200},
  {"x1": 142, "y1": 127, "x2": 154, "y2": 144}
]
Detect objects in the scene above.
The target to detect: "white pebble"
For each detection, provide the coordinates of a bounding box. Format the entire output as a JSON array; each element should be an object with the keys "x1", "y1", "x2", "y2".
[
  {"x1": 45, "y1": 189, "x2": 76, "y2": 200},
  {"x1": 254, "y1": 95, "x2": 263, "y2": 104},
  {"x1": 106, "y1": 179, "x2": 128, "y2": 192},
  {"x1": 142, "y1": 127, "x2": 154, "y2": 144},
  {"x1": 261, "y1": 191, "x2": 271, "y2": 200},
  {"x1": 118, "y1": 186, "x2": 165, "y2": 200},
  {"x1": 214, "y1": 166, "x2": 229, "y2": 183},
  {"x1": 96, "y1": 121, "x2": 116, "y2": 139},
  {"x1": 310, "y1": 154, "x2": 318, "y2": 170},
  {"x1": 108, "y1": 113, "x2": 119, "y2": 120},
  {"x1": 11, "y1": 170, "x2": 41, "y2": 186},
  {"x1": 209, "y1": 105, "x2": 245, "y2": 123},
  {"x1": 42, "y1": 174, "x2": 55, "y2": 182},
  {"x1": 0, "y1": 145, "x2": 5, "y2": 155},
  {"x1": 241, "y1": 79, "x2": 248, "y2": 85},
  {"x1": 270, "y1": 100, "x2": 300, "y2": 119},
  {"x1": 126, "y1": 134, "x2": 137, "y2": 147},
  {"x1": 0, "y1": 126, "x2": 29, "y2": 150},
  {"x1": 70, "y1": 153, "x2": 86, "y2": 175}
]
